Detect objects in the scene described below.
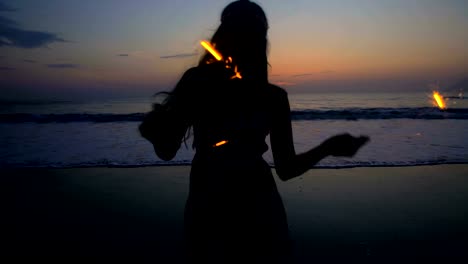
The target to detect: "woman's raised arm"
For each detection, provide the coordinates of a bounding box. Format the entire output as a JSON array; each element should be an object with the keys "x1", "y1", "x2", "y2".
[
  {"x1": 139, "y1": 68, "x2": 197, "y2": 161},
  {"x1": 270, "y1": 88, "x2": 369, "y2": 181}
]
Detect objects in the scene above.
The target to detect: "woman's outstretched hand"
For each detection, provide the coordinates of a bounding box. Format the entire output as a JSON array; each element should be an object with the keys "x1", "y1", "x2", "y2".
[
  {"x1": 320, "y1": 133, "x2": 369, "y2": 157},
  {"x1": 139, "y1": 104, "x2": 163, "y2": 142}
]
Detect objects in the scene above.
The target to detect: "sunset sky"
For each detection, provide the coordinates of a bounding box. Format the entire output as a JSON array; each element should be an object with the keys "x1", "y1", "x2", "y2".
[{"x1": 0, "y1": 0, "x2": 467, "y2": 100}]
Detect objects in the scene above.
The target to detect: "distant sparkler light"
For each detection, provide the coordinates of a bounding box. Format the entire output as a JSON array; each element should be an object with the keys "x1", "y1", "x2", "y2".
[{"x1": 432, "y1": 91, "x2": 447, "y2": 110}]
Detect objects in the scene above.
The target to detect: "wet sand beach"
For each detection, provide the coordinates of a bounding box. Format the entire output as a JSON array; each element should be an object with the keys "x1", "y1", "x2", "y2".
[{"x1": 9, "y1": 165, "x2": 468, "y2": 261}]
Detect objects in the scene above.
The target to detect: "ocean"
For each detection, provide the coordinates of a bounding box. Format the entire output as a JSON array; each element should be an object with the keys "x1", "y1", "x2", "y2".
[{"x1": 1, "y1": 91, "x2": 467, "y2": 168}]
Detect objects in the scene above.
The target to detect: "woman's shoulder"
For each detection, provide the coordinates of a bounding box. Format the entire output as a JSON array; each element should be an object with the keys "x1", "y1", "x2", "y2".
[
  {"x1": 179, "y1": 66, "x2": 213, "y2": 81},
  {"x1": 267, "y1": 83, "x2": 288, "y2": 99},
  {"x1": 180, "y1": 65, "x2": 227, "y2": 83},
  {"x1": 180, "y1": 67, "x2": 202, "y2": 81},
  {"x1": 174, "y1": 66, "x2": 211, "y2": 93}
]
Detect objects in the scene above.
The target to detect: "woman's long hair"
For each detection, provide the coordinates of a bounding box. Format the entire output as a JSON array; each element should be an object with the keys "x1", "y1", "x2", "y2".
[
  {"x1": 154, "y1": 0, "x2": 270, "y2": 144},
  {"x1": 200, "y1": 0, "x2": 269, "y2": 83}
]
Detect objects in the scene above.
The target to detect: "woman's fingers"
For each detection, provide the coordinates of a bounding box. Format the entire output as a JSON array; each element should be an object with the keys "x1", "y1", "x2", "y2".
[
  {"x1": 347, "y1": 135, "x2": 369, "y2": 156},
  {"x1": 323, "y1": 134, "x2": 370, "y2": 157}
]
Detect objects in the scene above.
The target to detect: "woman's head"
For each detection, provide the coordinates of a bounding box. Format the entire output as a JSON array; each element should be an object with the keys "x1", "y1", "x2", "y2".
[
  {"x1": 221, "y1": 0, "x2": 268, "y2": 31},
  {"x1": 200, "y1": 0, "x2": 269, "y2": 82}
]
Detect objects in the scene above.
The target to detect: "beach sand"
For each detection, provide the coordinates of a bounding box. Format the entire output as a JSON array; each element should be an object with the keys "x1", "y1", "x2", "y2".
[{"x1": 9, "y1": 165, "x2": 468, "y2": 261}]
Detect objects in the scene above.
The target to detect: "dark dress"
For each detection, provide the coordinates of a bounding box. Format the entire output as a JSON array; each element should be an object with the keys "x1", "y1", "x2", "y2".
[{"x1": 142, "y1": 65, "x2": 291, "y2": 262}]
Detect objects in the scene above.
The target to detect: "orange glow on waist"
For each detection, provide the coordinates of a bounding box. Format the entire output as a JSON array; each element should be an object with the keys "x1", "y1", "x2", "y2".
[{"x1": 214, "y1": 140, "x2": 229, "y2": 147}]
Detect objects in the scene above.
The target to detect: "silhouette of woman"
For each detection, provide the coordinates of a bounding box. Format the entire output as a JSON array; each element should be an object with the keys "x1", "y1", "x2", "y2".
[{"x1": 140, "y1": 0, "x2": 368, "y2": 262}]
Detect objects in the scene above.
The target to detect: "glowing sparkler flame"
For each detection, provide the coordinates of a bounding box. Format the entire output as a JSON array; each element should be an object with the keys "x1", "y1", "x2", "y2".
[
  {"x1": 200, "y1": 41, "x2": 223, "y2": 61},
  {"x1": 200, "y1": 42, "x2": 242, "y2": 79},
  {"x1": 432, "y1": 91, "x2": 446, "y2": 110},
  {"x1": 231, "y1": 65, "x2": 242, "y2": 79},
  {"x1": 214, "y1": 140, "x2": 228, "y2": 147}
]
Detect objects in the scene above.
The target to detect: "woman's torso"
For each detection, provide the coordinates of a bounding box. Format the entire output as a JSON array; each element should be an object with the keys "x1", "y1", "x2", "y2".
[
  {"x1": 182, "y1": 66, "x2": 291, "y2": 258},
  {"x1": 184, "y1": 66, "x2": 282, "y2": 194}
]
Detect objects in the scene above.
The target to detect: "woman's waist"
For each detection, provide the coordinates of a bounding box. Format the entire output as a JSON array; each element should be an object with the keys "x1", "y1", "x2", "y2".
[
  {"x1": 193, "y1": 150, "x2": 268, "y2": 168},
  {"x1": 188, "y1": 164, "x2": 278, "y2": 199},
  {"x1": 195, "y1": 139, "x2": 268, "y2": 158},
  {"x1": 190, "y1": 154, "x2": 272, "y2": 187}
]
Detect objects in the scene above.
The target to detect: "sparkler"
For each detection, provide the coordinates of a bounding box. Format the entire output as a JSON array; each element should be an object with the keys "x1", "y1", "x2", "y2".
[
  {"x1": 200, "y1": 41, "x2": 242, "y2": 149},
  {"x1": 200, "y1": 41, "x2": 223, "y2": 61},
  {"x1": 432, "y1": 91, "x2": 447, "y2": 110},
  {"x1": 200, "y1": 40, "x2": 242, "y2": 79}
]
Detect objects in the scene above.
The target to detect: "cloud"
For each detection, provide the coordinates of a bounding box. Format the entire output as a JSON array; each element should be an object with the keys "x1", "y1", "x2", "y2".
[
  {"x1": 160, "y1": 53, "x2": 197, "y2": 59},
  {"x1": 0, "y1": 2, "x2": 17, "y2": 12},
  {"x1": 291, "y1": 71, "x2": 335, "y2": 77},
  {"x1": 292, "y1": 73, "x2": 314, "y2": 78},
  {"x1": 0, "y1": 15, "x2": 16, "y2": 27},
  {"x1": 117, "y1": 54, "x2": 129, "y2": 57},
  {"x1": 0, "y1": 66, "x2": 15, "y2": 70},
  {"x1": 46, "y1": 63, "x2": 79, "y2": 69},
  {"x1": 450, "y1": 77, "x2": 468, "y2": 91},
  {"x1": 0, "y1": 3, "x2": 67, "y2": 49},
  {"x1": 23, "y1": 59, "x2": 36, "y2": 63},
  {"x1": 0, "y1": 22, "x2": 67, "y2": 48},
  {"x1": 272, "y1": 81, "x2": 296, "y2": 86}
]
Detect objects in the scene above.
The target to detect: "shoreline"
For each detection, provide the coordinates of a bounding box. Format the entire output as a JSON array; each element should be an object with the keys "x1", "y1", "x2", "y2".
[
  {"x1": 4, "y1": 161, "x2": 468, "y2": 169},
  {"x1": 9, "y1": 164, "x2": 468, "y2": 261}
]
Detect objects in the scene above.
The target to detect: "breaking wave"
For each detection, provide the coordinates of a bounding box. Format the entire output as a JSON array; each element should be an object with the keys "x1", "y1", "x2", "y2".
[
  {"x1": 2, "y1": 159, "x2": 466, "y2": 169},
  {"x1": 1, "y1": 107, "x2": 468, "y2": 123}
]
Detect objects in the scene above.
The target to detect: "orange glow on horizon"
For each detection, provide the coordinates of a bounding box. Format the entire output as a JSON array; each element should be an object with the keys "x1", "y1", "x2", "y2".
[
  {"x1": 433, "y1": 91, "x2": 446, "y2": 110},
  {"x1": 200, "y1": 41, "x2": 223, "y2": 61}
]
